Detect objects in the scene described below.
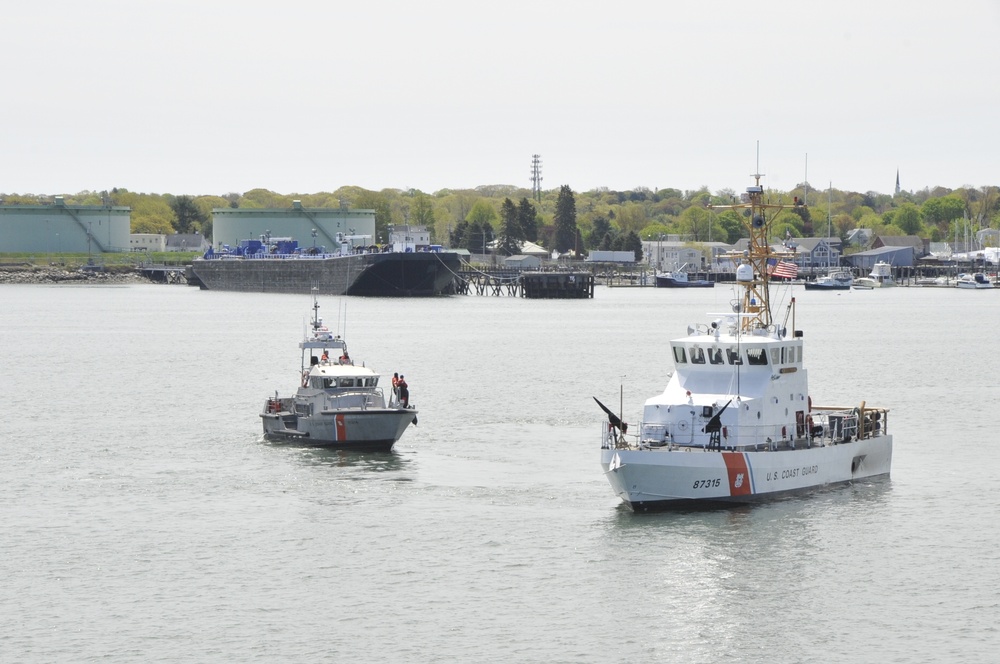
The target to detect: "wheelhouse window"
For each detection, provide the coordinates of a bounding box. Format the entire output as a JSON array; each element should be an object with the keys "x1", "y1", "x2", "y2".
[
  {"x1": 673, "y1": 346, "x2": 687, "y2": 363},
  {"x1": 690, "y1": 346, "x2": 706, "y2": 364},
  {"x1": 726, "y1": 347, "x2": 743, "y2": 365},
  {"x1": 746, "y1": 347, "x2": 768, "y2": 366},
  {"x1": 709, "y1": 347, "x2": 724, "y2": 365}
]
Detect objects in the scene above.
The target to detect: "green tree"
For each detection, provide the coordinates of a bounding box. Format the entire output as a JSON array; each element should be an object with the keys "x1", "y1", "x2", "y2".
[
  {"x1": 894, "y1": 203, "x2": 923, "y2": 235},
  {"x1": 170, "y1": 195, "x2": 207, "y2": 234},
  {"x1": 129, "y1": 195, "x2": 176, "y2": 234},
  {"x1": 240, "y1": 188, "x2": 292, "y2": 209},
  {"x1": 678, "y1": 206, "x2": 713, "y2": 241},
  {"x1": 716, "y1": 210, "x2": 746, "y2": 244},
  {"x1": 449, "y1": 220, "x2": 469, "y2": 249},
  {"x1": 353, "y1": 190, "x2": 393, "y2": 244},
  {"x1": 496, "y1": 198, "x2": 524, "y2": 256},
  {"x1": 464, "y1": 220, "x2": 494, "y2": 254},
  {"x1": 517, "y1": 198, "x2": 538, "y2": 242},
  {"x1": 553, "y1": 185, "x2": 578, "y2": 254},
  {"x1": 921, "y1": 195, "x2": 965, "y2": 225},
  {"x1": 615, "y1": 201, "x2": 649, "y2": 234},
  {"x1": 409, "y1": 193, "x2": 435, "y2": 229},
  {"x1": 623, "y1": 230, "x2": 643, "y2": 261},
  {"x1": 466, "y1": 199, "x2": 499, "y2": 226},
  {"x1": 588, "y1": 215, "x2": 613, "y2": 248}
]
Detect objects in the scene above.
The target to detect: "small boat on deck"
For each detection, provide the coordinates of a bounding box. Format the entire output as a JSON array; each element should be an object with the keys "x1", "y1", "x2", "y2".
[
  {"x1": 655, "y1": 264, "x2": 715, "y2": 288},
  {"x1": 260, "y1": 296, "x2": 417, "y2": 451},
  {"x1": 803, "y1": 269, "x2": 853, "y2": 291},
  {"x1": 597, "y1": 172, "x2": 892, "y2": 512}
]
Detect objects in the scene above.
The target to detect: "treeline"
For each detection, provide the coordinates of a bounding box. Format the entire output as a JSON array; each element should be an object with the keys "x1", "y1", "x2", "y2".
[{"x1": 4, "y1": 181, "x2": 997, "y2": 253}]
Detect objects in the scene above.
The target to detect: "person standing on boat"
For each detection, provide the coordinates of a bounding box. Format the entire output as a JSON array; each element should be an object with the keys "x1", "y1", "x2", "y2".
[
  {"x1": 392, "y1": 372, "x2": 400, "y2": 404},
  {"x1": 398, "y1": 375, "x2": 409, "y2": 408},
  {"x1": 321, "y1": 350, "x2": 329, "y2": 363}
]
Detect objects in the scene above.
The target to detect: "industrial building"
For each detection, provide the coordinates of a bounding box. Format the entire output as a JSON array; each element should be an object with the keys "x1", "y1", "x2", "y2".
[
  {"x1": 0, "y1": 197, "x2": 131, "y2": 254},
  {"x1": 210, "y1": 201, "x2": 376, "y2": 252}
]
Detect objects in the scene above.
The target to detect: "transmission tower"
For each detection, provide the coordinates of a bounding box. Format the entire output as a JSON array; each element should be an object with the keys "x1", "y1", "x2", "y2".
[{"x1": 530, "y1": 154, "x2": 543, "y2": 202}]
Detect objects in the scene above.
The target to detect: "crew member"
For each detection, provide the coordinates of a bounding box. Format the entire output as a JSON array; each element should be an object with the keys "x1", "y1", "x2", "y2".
[{"x1": 398, "y1": 375, "x2": 409, "y2": 408}]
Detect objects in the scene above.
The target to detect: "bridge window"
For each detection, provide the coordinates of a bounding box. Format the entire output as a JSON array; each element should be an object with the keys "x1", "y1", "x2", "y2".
[
  {"x1": 726, "y1": 347, "x2": 743, "y2": 365},
  {"x1": 709, "y1": 347, "x2": 724, "y2": 365},
  {"x1": 690, "y1": 346, "x2": 706, "y2": 364},
  {"x1": 673, "y1": 346, "x2": 687, "y2": 364},
  {"x1": 746, "y1": 348, "x2": 768, "y2": 365}
]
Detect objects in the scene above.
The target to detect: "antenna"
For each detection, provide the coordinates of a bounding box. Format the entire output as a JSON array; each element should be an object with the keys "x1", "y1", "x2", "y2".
[
  {"x1": 803, "y1": 153, "x2": 808, "y2": 206},
  {"x1": 530, "y1": 154, "x2": 543, "y2": 202},
  {"x1": 751, "y1": 140, "x2": 765, "y2": 183}
]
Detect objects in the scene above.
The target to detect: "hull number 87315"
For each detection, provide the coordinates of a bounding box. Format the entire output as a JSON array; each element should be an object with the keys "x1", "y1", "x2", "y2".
[{"x1": 693, "y1": 478, "x2": 722, "y2": 489}]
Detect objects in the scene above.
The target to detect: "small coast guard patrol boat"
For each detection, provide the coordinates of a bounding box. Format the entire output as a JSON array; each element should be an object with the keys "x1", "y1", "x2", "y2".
[
  {"x1": 260, "y1": 296, "x2": 416, "y2": 452},
  {"x1": 598, "y1": 173, "x2": 892, "y2": 511}
]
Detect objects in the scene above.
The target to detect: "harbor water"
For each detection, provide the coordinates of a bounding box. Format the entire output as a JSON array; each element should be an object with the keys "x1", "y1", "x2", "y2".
[{"x1": 2, "y1": 283, "x2": 999, "y2": 663}]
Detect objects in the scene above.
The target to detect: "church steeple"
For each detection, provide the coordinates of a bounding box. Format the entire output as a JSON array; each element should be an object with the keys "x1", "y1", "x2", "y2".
[{"x1": 895, "y1": 169, "x2": 900, "y2": 195}]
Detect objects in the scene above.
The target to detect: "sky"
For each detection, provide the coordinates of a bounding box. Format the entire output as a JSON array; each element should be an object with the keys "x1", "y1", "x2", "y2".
[{"x1": 3, "y1": 1, "x2": 999, "y2": 198}]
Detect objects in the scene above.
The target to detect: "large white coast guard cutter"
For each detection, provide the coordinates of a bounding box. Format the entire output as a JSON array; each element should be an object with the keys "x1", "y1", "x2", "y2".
[{"x1": 598, "y1": 173, "x2": 892, "y2": 511}]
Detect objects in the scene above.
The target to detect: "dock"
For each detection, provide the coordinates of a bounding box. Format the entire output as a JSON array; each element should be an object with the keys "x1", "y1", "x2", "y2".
[{"x1": 454, "y1": 269, "x2": 594, "y2": 298}]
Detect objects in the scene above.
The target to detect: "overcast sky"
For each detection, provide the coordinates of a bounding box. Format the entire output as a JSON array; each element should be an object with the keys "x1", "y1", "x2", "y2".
[{"x1": 4, "y1": 1, "x2": 998, "y2": 198}]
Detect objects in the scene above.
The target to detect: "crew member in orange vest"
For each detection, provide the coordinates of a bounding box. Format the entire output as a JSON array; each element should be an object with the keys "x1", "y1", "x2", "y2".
[{"x1": 397, "y1": 375, "x2": 409, "y2": 408}]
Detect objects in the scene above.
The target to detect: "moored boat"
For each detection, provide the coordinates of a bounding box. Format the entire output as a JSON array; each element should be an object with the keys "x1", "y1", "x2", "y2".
[
  {"x1": 955, "y1": 272, "x2": 994, "y2": 289},
  {"x1": 852, "y1": 277, "x2": 876, "y2": 290},
  {"x1": 260, "y1": 296, "x2": 417, "y2": 451},
  {"x1": 655, "y1": 264, "x2": 715, "y2": 288},
  {"x1": 597, "y1": 172, "x2": 892, "y2": 511},
  {"x1": 803, "y1": 269, "x2": 853, "y2": 291},
  {"x1": 868, "y1": 261, "x2": 896, "y2": 287}
]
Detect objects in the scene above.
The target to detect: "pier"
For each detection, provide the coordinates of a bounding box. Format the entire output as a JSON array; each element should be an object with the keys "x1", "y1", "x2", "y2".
[
  {"x1": 453, "y1": 269, "x2": 594, "y2": 298},
  {"x1": 140, "y1": 264, "x2": 189, "y2": 284}
]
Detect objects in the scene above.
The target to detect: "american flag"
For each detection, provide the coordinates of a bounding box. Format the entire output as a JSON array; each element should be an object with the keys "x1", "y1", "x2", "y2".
[{"x1": 766, "y1": 258, "x2": 798, "y2": 279}]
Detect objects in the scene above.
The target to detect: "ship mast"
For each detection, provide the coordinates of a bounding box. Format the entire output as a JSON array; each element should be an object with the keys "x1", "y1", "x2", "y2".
[{"x1": 708, "y1": 172, "x2": 801, "y2": 332}]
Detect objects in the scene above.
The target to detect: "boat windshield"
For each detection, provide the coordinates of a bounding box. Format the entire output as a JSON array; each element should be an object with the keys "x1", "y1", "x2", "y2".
[{"x1": 318, "y1": 376, "x2": 378, "y2": 388}]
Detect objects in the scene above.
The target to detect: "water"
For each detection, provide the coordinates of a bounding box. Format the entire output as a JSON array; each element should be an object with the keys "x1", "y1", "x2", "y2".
[{"x1": 2, "y1": 283, "x2": 999, "y2": 663}]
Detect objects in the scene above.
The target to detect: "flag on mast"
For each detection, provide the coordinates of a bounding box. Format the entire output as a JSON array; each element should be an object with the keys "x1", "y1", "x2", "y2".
[{"x1": 766, "y1": 258, "x2": 798, "y2": 279}]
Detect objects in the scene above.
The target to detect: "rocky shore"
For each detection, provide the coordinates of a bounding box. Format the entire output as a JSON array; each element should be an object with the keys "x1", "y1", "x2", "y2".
[{"x1": 0, "y1": 264, "x2": 159, "y2": 285}]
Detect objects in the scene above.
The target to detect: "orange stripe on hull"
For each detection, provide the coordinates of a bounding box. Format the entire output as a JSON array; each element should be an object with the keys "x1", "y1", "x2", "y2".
[{"x1": 722, "y1": 452, "x2": 753, "y2": 496}]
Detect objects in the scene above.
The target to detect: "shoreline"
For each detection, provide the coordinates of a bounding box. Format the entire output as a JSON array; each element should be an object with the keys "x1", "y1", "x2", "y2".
[{"x1": 0, "y1": 264, "x2": 157, "y2": 285}]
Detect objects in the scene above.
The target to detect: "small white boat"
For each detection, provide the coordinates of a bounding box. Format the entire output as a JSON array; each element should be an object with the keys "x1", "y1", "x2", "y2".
[
  {"x1": 803, "y1": 270, "x2": 853, "y2": 291},
  {"x1": 955, "y1": 272, "x2": 994, "y2": 289},
  {"x1": 870, "y1": 261, "x2": 896, "y2": 287},
  {"x1": 916, "y1": 275, "x2": 952, "y2": 288},
  {"x1": 853, "y1": 277, "x2": 876, "y2": 290},
  {"x1": 598, "y1": 172, "x2": 892, "y2": 511},
  {"x1": 260, "y1": 296, "x2": 416, "y2": 451},
  {"x1": 655, "y1": 264, "x2": 715, "y2": 288}
]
